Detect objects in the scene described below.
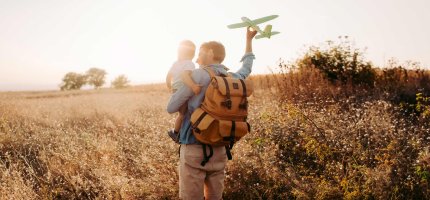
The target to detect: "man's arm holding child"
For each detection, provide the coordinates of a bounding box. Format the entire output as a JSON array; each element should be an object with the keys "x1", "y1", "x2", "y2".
[
  {"x1": 167, "y1": 84, "x2": 194, "y2": 113},
  {"x1": 167, "y1": 69, "x2": 207, "y2": 114},
  {"x1": 181, "y1": 71, "x2": 201, "y2": 95},
  {"x1": 231, "y1": 27, "x2": 258, "y2": 79}
]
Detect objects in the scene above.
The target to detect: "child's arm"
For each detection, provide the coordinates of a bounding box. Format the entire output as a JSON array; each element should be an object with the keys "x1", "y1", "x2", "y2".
[
  {"x1": 181, "y1": 70, "x2": 201, "y2": 95},
  {"x1": 166, "y1": 72, "x2": 172, "y2": 90}
]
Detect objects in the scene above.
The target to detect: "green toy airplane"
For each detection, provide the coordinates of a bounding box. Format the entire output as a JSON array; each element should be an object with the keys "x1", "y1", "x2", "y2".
[{"x1": 227, "y1": 15, "x2": 280, "y2": 39}]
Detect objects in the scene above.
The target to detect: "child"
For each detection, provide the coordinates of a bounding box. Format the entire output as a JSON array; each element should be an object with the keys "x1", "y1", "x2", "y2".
[{"x1": 166, "y1": 40, "x2": 201, "y2": 143}]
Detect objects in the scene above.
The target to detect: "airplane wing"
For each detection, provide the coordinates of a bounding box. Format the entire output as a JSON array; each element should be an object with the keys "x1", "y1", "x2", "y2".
[
  {"x1": 255, "y1": 34, "x2": 266, "y2": 39},
  {"x1": 255, "y1": 31, "x2": 280, "y2": 39},
  {"x1": 251, "y1": 15, "x2": 279, "y2": 25},
  {"x1": 227, "y1": 22, "x2": 249, "y2": 29}
]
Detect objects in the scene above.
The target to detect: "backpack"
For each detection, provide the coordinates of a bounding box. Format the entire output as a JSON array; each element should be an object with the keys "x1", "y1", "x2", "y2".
[{"x1": 190, "y1": 67, "x2": 253, "y2": 166}]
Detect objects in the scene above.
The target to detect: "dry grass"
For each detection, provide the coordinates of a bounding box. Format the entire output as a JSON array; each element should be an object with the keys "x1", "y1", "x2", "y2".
[
  {"x1": 0, "y1": 84, "x2": 180, "y2": 199},
  {"x1": 1, "y1": 72, "x2": 430, "y2": 199}
]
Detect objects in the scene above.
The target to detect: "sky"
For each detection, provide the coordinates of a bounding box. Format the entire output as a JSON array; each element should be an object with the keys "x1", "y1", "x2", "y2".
[{"x1": 0, "y1": 0, "x2": 429, "y2": 91}]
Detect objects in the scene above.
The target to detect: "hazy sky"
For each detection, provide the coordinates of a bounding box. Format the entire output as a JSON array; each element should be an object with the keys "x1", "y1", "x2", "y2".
[{"x1": 1, "y1": 0, "x2": 429, "y2": 91}]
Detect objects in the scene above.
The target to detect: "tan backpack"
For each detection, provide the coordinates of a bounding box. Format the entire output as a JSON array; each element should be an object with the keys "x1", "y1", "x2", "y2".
[{"x1": 190, "y1": 67, "x2": 253, "y2": 165}]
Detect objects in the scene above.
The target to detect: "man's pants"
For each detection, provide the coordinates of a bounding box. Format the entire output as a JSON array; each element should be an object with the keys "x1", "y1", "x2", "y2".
[{"x1": 179, "y1": 144, "x2": 227, "y2": 200}]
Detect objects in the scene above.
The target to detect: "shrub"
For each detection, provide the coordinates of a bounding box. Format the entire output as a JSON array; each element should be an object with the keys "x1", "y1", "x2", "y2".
[
  {"x1": 86, "y1": 68, "x2": 107, "y2": 89},
  {"x1": 299, "y1": 36, "x2": 376, "y2": 87},
  {"x1": 111, "y1": 75, "x2": 130, "y2": 89},
  {"x1": 59, "y1": 72, "x2": 87, "y2": 91}
]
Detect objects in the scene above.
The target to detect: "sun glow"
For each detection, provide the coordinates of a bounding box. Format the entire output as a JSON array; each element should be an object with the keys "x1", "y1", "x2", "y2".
[{"x1": 1, "y1": 0, "x2": 430, "y2": 91}]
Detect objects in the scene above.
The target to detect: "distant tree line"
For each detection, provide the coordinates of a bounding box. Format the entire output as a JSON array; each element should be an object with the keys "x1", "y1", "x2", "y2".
[{"x1": 60, "y1": 67, "x2": 130, "y2": 90}]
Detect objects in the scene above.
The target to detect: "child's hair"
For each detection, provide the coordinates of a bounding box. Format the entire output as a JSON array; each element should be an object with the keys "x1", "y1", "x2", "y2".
[
  {"x1": 200, "y1": 41, "x2": 225, "y2": 63},
  {"x1": 178, "y1": 40, "x2": 196, "y2": 60}
]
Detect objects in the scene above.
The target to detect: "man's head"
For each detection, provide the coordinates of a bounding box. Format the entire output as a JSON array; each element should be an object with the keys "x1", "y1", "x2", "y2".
[
  {"x1": 196, "y1": 41, "x2": 225, "y2": 66},
  {"x1": 178, "y1": 40, "x2": 196, "y2": 60}
]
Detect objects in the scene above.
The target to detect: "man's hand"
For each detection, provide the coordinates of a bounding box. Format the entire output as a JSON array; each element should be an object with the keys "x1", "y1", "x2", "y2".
[
  {"x1": 247, "y1": 27, "x2": 258, "y2": 41},
  {"x1": 245, "y1": 27, "x2": 257, "y2": 53},
  {"x1": 191, "y1": 84, "x2": 202, "y2": 95}
]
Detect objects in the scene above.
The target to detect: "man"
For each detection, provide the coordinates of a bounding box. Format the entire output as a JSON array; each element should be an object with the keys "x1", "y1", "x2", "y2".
[{"x1": 167, "y1": 27, "x2": 257, "y2": 199}]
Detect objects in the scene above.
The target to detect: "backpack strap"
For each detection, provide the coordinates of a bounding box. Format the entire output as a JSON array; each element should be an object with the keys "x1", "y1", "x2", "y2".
[
  {"x1": 201, "y1": 144, "x2": 213, "y2": 166},
  {"x1": 191, "y1": 111, "x2": 208, "y2": 133},
  {"x1": 239, "y1": 79, "x2": 247, "y2": 97},
  {"x1": 222, "y1": 121, "x2": 235, "y2": 161},
  {"x1": 204, "y1": 66, "x2": 231, "y2": 78},
  {"x1": 229, "y1": 121, "x2": 236, "y2": 149},
  {"x1": 203, "y1": 66, "x2": 216, "y2": 79},
  {"x1": 238, "y1": 79, "x2": 248, "y2": 109},
  {"x1": 225, "y1": 146, "x2": 232, "y2": 160},
  {"x1": 220, "y1": 77, "x2": 232, "y2": 109}
]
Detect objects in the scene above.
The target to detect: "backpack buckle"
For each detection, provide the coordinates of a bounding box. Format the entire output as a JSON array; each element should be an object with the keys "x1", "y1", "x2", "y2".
[
  {"x1": 239, "y1": 100, "x2": 248, "y2": 109},
  {"x1": 221, "y1": 99, "x2": 232, "y2": 109},
  {"x1": 192, "y1": 126, "x2": 201, "y2": 134}
]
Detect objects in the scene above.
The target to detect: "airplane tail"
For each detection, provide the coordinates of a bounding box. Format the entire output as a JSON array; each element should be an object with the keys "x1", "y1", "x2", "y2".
[{"x1": 263, "y1": 25, "x2": 272, "y2": 33}]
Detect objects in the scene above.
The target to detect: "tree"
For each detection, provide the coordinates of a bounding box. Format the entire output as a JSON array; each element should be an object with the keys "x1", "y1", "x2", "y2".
[
  {"x1": 299, "y1": 36, "x2": 376, "y2": 86},
  {"x1": 86, "y1": 68, "x2": 107, "y2": 89},
  {"x1": 111, "y1": 75, "x2": 130, "y2": 89},
  {"x1": 60, "y1": 72, "x2": 87, "y2": 91}
]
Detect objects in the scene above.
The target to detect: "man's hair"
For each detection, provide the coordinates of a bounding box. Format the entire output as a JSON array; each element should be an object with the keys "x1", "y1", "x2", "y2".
[
  {"x1": 200, "y1": 41, "x2": 225, "y2": 63},
  {"x1": 178, "y1": 40, "x2": 196, "y2": 60}
]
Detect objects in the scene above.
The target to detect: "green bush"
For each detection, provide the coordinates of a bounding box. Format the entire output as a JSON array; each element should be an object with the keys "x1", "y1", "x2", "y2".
[
  {"x1": 111, "y1": 75, "x2": 130, "y2": 89},
  {"x1": 299, "y1": 36, "x2": 376, "y2": 87},
  {"x1": 59, "y1": 72, "x2": 87, "y2": 91},
  {"x1": 243, "y1": 38, "x2": 430, "y2": 198}
]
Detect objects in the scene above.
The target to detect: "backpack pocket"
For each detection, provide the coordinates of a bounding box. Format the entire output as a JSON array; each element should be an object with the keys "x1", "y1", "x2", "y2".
[
  {"x1": 190, "y1": 108, "x2": 215, "y2": 133},
  {"x1": 190, "y1": 108, "x2": 251, "y2": 146},
  {"x1": 219, "y1": 120, "x2": 250, "y2": 142}
]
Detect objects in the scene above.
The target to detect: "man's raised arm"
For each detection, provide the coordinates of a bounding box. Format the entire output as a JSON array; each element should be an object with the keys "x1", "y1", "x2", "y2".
[
  {"x1": 233, "y1": 27, "x2": 257, "y2": 79},
  {"x1": 246, "y1": 27, "x2": 257, "y2": 53}
]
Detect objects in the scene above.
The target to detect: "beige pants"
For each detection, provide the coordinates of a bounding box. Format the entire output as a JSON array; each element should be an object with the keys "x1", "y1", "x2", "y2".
[{"x1": 179, "y1": 144, "x2": 227, "y2": 200}]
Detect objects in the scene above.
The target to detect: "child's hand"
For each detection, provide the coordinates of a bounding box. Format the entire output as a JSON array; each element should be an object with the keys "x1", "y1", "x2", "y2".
[{"x1": 191, "y1": 85, "x2": 202, "y2": 95}]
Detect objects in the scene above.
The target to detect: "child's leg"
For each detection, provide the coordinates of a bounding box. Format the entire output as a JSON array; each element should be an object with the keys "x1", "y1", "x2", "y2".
[
  {"x1": 174, "y1": 103, "x2": 188, "y2": 132},
  {"x1": 174, "y1": 113, "x2": 184, "y2": 132}
]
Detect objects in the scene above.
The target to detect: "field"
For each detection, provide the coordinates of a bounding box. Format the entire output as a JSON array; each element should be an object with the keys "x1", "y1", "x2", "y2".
[
  {"x1": 0, "y1": 83, "x2": 283, "y2": 199},
  {"x1": 1, "y1": 72, "x2": 430, "y2": 199},
  {"x1": 0, "y1": 85, "x2": 182, "y2": 198},
  {"x1": 2, "y1": 57, "x2": 430, "y2": 199}
]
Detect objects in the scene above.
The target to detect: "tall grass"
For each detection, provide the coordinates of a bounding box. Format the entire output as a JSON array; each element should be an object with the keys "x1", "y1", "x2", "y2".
[
  {"x1": 232, "y1": 56, "x2": 430, "y2": 199},
  {"x1": 1, "y1": 85, "x2": 180, "y2": 199},
  {"x1": 1, "y1": 44, "x2": 430, "y2": 198}
]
